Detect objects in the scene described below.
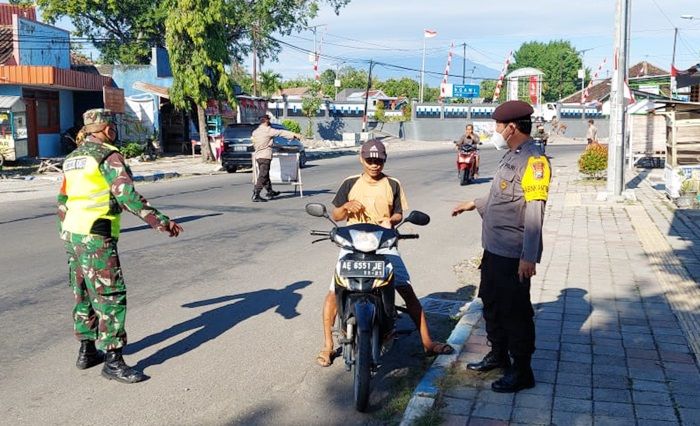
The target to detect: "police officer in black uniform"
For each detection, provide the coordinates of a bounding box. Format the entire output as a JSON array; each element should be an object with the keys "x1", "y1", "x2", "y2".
[{"x1": 452, "y1": 100, "x2": 551, "y2": 393}]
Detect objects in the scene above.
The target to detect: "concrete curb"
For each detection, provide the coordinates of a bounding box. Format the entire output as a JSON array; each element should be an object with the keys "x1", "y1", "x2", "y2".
[
  {"x1": 132, "y1": 171, "x2": 180, "y2": 182},
  {"x1": 400, "y1": 299, "x2": 483, "y2": 426}
]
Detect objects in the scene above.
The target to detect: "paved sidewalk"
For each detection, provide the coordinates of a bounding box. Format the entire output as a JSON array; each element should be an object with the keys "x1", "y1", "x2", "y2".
[{"x1": 417, "y1": 156, "x2": 700, "y2": 425}]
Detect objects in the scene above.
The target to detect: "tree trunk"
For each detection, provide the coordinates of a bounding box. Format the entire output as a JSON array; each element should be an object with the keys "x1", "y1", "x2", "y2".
[{"x1": 197, "y1": 105, "x2": 214, "y2": 162}]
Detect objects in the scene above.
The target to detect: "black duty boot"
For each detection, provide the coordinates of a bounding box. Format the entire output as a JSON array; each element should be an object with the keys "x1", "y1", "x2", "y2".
[
  {"x1": 491, "y1": 357, "x2": 535, "y2": 393},
  {"x1": 76, "y1": 340, "x2": 104, "y2": 370},
  {"x1": 266, "y1": 189, "x2": 280, "y2": 199},
  {"x1": 466, "y1": 349, "x2": 511, "y2": 372},
  {"x1": 251, "y1": 190, "x2": 267, "y2": 202},
  {"x1": 101, "y1": 350, "x2": 146, "y2": 384}
]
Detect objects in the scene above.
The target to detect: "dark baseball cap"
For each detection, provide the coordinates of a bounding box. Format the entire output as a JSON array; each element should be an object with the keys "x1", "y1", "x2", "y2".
[
  {"x1": 361, "y1": 139, "x2": 387, "y2": 160},
  {"x1": 492, "y1": 100, "x2": 534, "y2": 123}
]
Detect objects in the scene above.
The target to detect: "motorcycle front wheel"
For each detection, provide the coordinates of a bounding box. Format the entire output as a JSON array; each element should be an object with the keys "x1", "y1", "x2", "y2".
[{"x1": 353, "y1": 329, "x2": 372, "y2": 412}]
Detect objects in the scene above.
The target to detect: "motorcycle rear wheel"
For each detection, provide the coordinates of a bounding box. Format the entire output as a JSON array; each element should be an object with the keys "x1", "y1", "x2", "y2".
[
  {"x1": 353, "y1": 329, "x2": 372, "y2": 412},
  {"x1": 459, "y1": 168, "x2": 470, "y2": 186}
]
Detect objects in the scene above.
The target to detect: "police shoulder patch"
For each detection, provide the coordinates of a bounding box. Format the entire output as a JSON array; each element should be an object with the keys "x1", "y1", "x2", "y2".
[{"x1": 521, "y1": 156, "x2": 550, "y2": 201}]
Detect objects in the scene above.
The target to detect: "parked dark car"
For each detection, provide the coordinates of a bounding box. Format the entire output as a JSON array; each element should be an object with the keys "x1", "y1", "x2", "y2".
[{"x1": 221, "y1": 123, "x2": 306, "y2": 173}]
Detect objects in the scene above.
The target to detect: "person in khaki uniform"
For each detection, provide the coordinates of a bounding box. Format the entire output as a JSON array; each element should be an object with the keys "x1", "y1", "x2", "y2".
[
  {"x1": 452, "y1": 101, "x2": 551, "y2": 393},
  {"x1": 316, "y1": 139, "x2": 453, "y2": 367},
  {"x1": 251, "y1": 116, "x2": 302, "y2": 202}
]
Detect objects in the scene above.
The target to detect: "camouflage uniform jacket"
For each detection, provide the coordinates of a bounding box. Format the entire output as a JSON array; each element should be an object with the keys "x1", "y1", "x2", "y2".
[{"x1": 58, "y1": 135, "x2": 170, "y2": 238}]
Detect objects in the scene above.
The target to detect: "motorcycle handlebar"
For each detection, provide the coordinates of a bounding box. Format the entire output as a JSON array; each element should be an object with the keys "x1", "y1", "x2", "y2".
[
  {"x1": 310, "y1": 230, "x2": 331, "y2": 236},
  {"x1": 399, "y1": 234, "x2": 419, "y2": 239}
]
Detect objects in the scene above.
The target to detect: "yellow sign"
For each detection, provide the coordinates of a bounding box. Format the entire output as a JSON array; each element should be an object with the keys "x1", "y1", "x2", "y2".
[{"x1": 521, "y1": 156, "x2": 550, "y2": 201}]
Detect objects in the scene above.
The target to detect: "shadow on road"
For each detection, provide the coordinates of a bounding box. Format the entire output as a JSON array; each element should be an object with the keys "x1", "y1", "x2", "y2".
[
  {"x1": 121, "y1": 213, "x2": 223, "y2": 233},
  {"x1": 124, "y1": 280, "x2": 312, "y2": 370}
]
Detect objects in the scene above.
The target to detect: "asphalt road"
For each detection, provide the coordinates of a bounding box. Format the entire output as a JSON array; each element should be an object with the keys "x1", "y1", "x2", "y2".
[{"x1": 0, "y1": 144, "x2": 581, "y2": 425}]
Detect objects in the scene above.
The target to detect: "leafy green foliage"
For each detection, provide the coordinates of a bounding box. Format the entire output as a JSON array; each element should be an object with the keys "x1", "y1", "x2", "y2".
[
  {"x1": 578, "y1": 143, "x2": 608, "y2": 178},
  {"x1": 281, "y1": 119, "x2": 301, "y2": 134},
  {"x1": 479, "y1": 80, "x2": 505, "y2": 103},
  {"x1": 119, "y1": 142, "x2": 144, "y2": 159},
  {"x1": 511, "y1": 40, "x2": 584, "y2": 102},
  {"x1": 301, "y1": 83, "x2": 323, "y2": 138},
  {"x1": 401, "y1": 104, "x2": 412, "y2": 121},
  {"x1": 373, "y1": 101, "x2": 386, "y2": 122},
  {"x1": 259, "y1": 70, "x2": 282, "y2": 99},
  {"x1": 377, "y1": 77, "x2": 419, "y2": 99},
  {"x1": 37, "y1": 0, "x2": 166, "y2": 64}
]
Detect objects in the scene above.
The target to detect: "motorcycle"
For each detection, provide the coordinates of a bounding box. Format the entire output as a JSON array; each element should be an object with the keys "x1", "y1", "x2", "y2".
[
  {"x1": 454, "y1": 142, "x2": 478, "y2": 186},
  {"x1": 305, "y1": 203, "x2": 430, "y2": 412}
]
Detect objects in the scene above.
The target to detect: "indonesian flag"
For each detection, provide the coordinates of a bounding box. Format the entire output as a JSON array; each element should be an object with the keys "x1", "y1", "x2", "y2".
[
  {"x1": 624, "y1": 81, "x2": 636, "y2": 104},
  {"x1": 424, "y1": 29, "x2": 437, "y2": 38}
]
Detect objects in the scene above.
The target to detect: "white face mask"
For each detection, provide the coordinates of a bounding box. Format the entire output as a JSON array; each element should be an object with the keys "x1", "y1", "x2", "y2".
[{"x1": 489, "y1": 130, "x2": 508, "y2": 150}]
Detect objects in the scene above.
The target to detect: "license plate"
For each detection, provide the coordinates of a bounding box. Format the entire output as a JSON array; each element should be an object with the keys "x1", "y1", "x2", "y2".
[
  {"x1": 233, "y1": 145, "x2": 248, "y2": 152},
  {"x1": 339, "y1": 260, "x2": 385, "y2": 278}
]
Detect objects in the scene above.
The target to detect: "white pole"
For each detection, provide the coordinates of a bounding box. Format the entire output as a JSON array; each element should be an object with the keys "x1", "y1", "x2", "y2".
[
  {"x1": 607, "y1": 0, "x2": 629, "y2": 195},
  {"x1": 420, "y1": 36, "x2": 426, "y2": 103}
]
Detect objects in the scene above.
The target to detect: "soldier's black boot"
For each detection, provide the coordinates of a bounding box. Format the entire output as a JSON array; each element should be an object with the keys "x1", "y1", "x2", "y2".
[
  {"x1": 265, "y1": 189, "x2": 280, "y2": 199},
  {"x1": 251, "y1": 190, "x2": 267, "y2": 202},
  {"x1": 466, "y1": 347, "x2": 511, "y2": 372},
  {"x1": 101, "y1": 349, "x2": 146, "y2": 384},
  {"x1": 76, "y1": 340, "x2": 103, "y2": 370},
  {"x1": 491, "y1": 356, "x2": 535, "y2": 393}
]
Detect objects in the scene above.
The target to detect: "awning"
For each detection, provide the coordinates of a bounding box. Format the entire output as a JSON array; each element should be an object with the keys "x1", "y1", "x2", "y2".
[
  {"x1": 0, "y1": 95, "x2": 20, "y2": 109},
  {"x1": 133, "y1": 81, "x2": 170, "y2": 99},
  {"x1": 0, "y1": 66, "x2": 112, "y2": 91}
]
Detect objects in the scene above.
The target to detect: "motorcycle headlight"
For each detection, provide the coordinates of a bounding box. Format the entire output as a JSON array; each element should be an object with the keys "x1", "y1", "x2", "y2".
[
  {"x1": 332, "y1": 233, "x2": 353, "y2": 250},
  {"x1": 349, "y1": 230, "x2": 382, "y2": 253}
]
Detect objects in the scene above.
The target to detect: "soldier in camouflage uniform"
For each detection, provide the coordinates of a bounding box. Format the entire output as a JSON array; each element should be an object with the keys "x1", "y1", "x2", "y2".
[{"x1": 58, "y1": 108, "x2": 183, "y2": 383}]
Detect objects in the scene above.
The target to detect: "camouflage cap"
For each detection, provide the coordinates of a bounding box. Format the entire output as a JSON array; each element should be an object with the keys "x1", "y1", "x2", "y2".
[{"x1": 83, "y1": 108, "x2": 114, "y2": 132}]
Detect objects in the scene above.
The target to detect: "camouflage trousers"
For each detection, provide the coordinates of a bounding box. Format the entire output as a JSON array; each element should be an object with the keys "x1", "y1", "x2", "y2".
[{"x1": 62, "y1": 231, "x2": 127, "y2": 351}]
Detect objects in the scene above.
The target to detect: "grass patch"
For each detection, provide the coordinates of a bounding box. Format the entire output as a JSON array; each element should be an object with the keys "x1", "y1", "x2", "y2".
[
  {"x1": 573, "y1": 178, "x2": 606, "y2": 186},
  {"x1": 375, "y1": 367, "x2": 426, "y2": 423},
  {"x1": 410, "y1": 406, "x2": 443, "y2": 426}
]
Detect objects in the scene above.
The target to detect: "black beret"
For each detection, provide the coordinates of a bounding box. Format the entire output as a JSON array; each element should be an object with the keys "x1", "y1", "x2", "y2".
[{"x1": 492, "y1": 100, "x2": 534, "y2": 122}]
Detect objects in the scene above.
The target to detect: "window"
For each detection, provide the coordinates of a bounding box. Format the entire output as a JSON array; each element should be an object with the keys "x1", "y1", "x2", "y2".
[{"x1": 36, "y1": 98, "x2": 60, "y2": 133}]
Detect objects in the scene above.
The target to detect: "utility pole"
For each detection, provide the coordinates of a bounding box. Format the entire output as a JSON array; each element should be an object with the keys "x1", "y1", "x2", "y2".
[
  {"x1": 607, "y1": 0, "x2": 630, "y2": 196},
  {"x1": 362, "y1": 60, "x2": 375, "y2": 132},
  {"x1": 420, "y1": 37, "x2": 426, "y2": 103},
  {"x1": 462, "y1": 43, "x2": 467, "y2": 85},
  {"x1": 671, "y1": 27, "x2": 678, "y2": 99}
]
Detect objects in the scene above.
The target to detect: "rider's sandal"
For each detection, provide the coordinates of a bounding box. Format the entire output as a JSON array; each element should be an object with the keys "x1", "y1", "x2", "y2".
[{"x1": 316, "y1": 349, "x2": 334, "y2": 367}]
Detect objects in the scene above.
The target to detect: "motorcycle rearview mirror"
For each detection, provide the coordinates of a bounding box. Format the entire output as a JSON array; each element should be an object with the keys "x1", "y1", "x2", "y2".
[
  {"x1": 305, "y1": 203, "x2": 337, "y2": 227},
  {"x1": 398, "y1": 210, "x2": 430, "y2": 228},
  {"x1": 305, "y1": 203, "x2": 327, "y2": 217}
]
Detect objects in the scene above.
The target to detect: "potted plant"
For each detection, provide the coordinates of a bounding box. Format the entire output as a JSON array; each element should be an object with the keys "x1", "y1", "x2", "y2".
[{"x1": 676, "y1": 176, "x2": 699, "y2": 209}]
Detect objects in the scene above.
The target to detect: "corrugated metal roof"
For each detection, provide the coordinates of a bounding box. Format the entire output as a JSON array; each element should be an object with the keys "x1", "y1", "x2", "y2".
[
  {"x1": 0, "y1": 26, "x2": 13, "y2": 65},
  {"x1": 0, "y1": 95, "x2": 20, "y2": 109},
  {"x1": 0, "y1": 66, "x2": 113, "y2": 91}
]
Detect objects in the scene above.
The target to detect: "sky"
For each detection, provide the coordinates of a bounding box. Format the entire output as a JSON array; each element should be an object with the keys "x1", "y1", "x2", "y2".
[{"x1": 264, "y1": 0, "x2": 700, "y2": 85}]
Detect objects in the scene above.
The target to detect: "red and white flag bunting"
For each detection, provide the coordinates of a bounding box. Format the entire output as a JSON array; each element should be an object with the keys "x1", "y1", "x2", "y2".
[
  {"x1": 424, "y1": 29, "x2": 437, "y2": 38},
  {"x1": 440, "y1": 43, "x2": 454, "y2": 99},
  {"x1": 492, "y1": 50, "x2": 513, "y2": 103},
  {"x1": 582, "y1": 58, "x2": 607, "y2": 104}
]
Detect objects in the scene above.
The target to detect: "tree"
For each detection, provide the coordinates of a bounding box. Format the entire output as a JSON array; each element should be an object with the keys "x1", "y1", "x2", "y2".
[
  {"x1": 479, "y1": 80, "x2": 505, "y2": 103},
  {"x1": 301, "y1": 83, "x2": 322, "y2": 138},
  {"x1": 38, "y1": 0, "x2": 351, "y2": 65},
  {"x1": 319, "y1": 69, "x2": 337, "y2": 98},
  {"x1": 230, "y1": 63, "x2": 254, "y2": 94},
  {"x1": 510, "y1": 40, "x2": 582, "y2": 102},
  {"x1": 165, "y1": 0, "x2": 236, "y2": 162},
  {"x1": 259, "y1": 70, "x2": 282, "y2": 99},
  {"x1": 37, "y1": 0, "x2": 166, "y2": 64},
  {"x1": 338, "y1": 66, "x2": 371, "y2": 90},
  {"x1": 373, "y1": 101, "x2": 385, "y2": 122},
  {"x1": 378, "y1": 78, "x2": 419, "y2": 100}
]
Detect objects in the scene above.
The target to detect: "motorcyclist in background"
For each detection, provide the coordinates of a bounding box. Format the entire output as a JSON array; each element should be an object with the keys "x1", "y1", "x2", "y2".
[{"x1": 455, "y1": 124, "x2": 480, "y2": 178}]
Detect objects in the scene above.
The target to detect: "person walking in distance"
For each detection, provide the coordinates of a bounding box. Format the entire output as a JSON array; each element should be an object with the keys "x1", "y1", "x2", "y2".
[
  {"x1": 58, "y1": 109, "x2": 183, "y2": 383},
  {"x1": 251, "y1": 116, "x2": 302, "y2": 202},
  {"x1": 452, "y1": 101, "x2": 551, "y2": 393},
  {"x1": 586, "y1": 119, "x2": 598, "y2": 144}
]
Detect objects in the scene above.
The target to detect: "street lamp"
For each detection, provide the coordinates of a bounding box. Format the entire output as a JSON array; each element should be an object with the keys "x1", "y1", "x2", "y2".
[{"x1": 680, "y1": 15, "x2": 695, "y2": 20}]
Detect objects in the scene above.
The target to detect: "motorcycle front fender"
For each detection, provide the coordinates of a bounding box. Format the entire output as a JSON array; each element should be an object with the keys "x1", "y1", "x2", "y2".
[{"x1": 353, "y1": 300, "x2": 376, "y2": 333}]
